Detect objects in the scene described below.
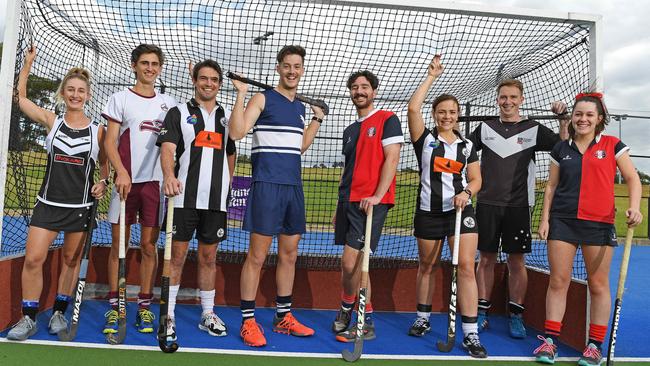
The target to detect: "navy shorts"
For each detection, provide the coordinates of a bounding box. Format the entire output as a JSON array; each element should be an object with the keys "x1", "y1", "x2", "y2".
[
  {"x1": 476, "y1": 203, "x2": 532, "y2": 254},
  {"x1": 548, "y1": 216, "x2": 617, "y2": 247},
  {"x1": 169, "y1": 208, "x2": 227, "y2": 244},
  {"x1": 414, "y1": 205, "x2": 478, "y2": 240},
  {"x1": 243, "y1": 181, "x2": 306, "y2": 236},
  {"x1": 334, "y1": 201, "x2": 389, "y2": 252}
]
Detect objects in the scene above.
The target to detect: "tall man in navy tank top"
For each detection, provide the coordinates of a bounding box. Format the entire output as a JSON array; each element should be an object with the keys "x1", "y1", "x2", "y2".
[
  {"x1": 158, "y1": 59, "x2": 236, "y2": 341},
  {"x1": 332, "y1": 71, "x2": 404, "y2": 342},
  {"x1": 469, "y1": 79, "x2": 570, "y2": 339},
  {"x1": 229, "y1": 45, "x2": 325, "y2": 347}
]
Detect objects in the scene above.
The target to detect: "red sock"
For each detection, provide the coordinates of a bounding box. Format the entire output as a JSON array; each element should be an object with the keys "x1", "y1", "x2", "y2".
[
  {"x1": 589, "y1": 323, "x2": 607, "y2": 348},
  {"x1": 365, "y1": 302, "x2": 373, "y2": 314},
  {"x1": 544, "y1": 319, "x2": 562, "y2": 337}
]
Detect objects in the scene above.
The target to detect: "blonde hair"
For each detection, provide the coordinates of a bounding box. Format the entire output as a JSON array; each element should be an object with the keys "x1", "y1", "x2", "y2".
[{"x1": 55, "y1": 67, "x2": 91, "y2": 107}]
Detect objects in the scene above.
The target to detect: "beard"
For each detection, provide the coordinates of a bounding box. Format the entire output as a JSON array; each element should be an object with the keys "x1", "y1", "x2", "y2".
[{"x1": 351, "y1": 94, "x2": 373, "y2": 109}]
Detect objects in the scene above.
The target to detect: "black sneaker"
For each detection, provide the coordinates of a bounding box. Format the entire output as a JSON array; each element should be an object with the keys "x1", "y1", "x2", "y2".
[
  {"x1": 462, "y1": 333, "x2": 488, "y2": 358},
  {"x1": 408, "y1": 317, "x2": 430, "y2": 337},
  {"x1": 332, "y1": 308, "x2": 352, "y2": 333}
]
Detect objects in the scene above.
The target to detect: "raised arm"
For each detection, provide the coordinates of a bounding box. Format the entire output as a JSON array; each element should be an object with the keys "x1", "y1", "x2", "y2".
[
  {"x1": 617, "y1": 152, "x2": 643, "y2": 227},
  {"x1": 16, "y1": 47, "x2": 56, "y2": 129},
  {"x1": 407, "y1": 55, "x2": 444, "y2": 143},
  {"x1": 301, "y1": 105, "x2": 325, "y2": 153},
  {"x1": 229, "y1": 76, "x2": 264, "y2": 140},
  {"x1": 550, "y1": 101, "x2": 571, "y2": 140}
]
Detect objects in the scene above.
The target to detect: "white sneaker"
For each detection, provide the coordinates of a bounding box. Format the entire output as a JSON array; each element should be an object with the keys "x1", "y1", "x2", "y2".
[
  {"x1": 166, "y1": 317, "x2": 177, "y2": 343},
  {"x1": 48, "y1": 310, "x2": 68, "y2": 334},
  {"x1": 198, "y1": 312, "x2": 227, "y2": 337},
  {"x1": 7, "y1": 316, "x2": 38, "y2": 341}
]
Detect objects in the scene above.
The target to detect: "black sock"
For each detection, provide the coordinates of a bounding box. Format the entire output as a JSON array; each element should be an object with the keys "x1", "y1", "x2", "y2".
[
  {"x1": 240, "y1": 299, "x2": 256, "y2": 323},
  {"x1": 478, "y1": 298, "x2": 491, "y2": 314},
  {"x1": 509, "y1": 301, "x2": 525, "y2": 316},
  {"x1": 53, "y1": 294, "x2": 71, "y2": 314},
  {"x1": 276, "y1": 295, "x2": 292, "y2": 319}
]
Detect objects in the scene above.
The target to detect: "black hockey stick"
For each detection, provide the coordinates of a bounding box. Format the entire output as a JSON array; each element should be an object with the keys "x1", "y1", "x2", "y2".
[
  {"x1": 226, "y1": 71, "x2": 330, "y2": 115},
  {"x1": 57, "y1": 200, "x2": 98, "y2": 341},
  {"x1": 457, "y1": 113, "x2": 568, "y2": 122},
  {"x1": 158, "y1": 197, "x2": 179, "y2": 353},
  {"x1": 606, "y1": 227, "x2": 634, "y2": 365},
  {"x1": 107, "y1": 199, "x2": 127, "y2": 344},
  {"x1": 437, "y1": 206, "x2": 462, "y2": 352},
  {"x1": 342, "y1": 205, "x2": 373, "y2": 362}
]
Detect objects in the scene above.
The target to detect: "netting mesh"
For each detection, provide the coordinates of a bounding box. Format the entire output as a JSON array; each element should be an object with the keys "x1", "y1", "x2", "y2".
[{"x1": 2, "y1": 0, "x2": 591, "y2": 278}]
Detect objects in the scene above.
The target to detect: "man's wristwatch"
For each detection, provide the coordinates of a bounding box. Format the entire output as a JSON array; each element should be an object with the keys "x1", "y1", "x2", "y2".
[
  {"x1": 99, "y1": 178, "x2": 110, "y2": 186},
  {"x1": 311, "y1": 116, "x2": 323, "y2": 124},
  {"x1": 463, "y1": 188, "x2": 472, "y2": 197}
]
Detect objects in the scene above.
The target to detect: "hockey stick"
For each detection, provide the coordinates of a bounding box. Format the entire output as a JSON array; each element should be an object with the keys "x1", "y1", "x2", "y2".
[
  {"x1": 437, "y1": 206, "x2": 462, "y2": 352},
  {"x1": 107, "y1": 199, "x2": 127, "y2": 344},
  {"x1": 457, "y1": 113, "x2": 568, "y2": 122},
  {"x1": 158, "y1": 197, "x2": 179, "y2": 353},
  {"x1": 342, "y1": 205, "x2": 373, "y2": 362},
  {"x1": 57, "y1": 200, "x2": 98, "y2": 341},
  {"x1": 226, "y1": 71, "x2": 330, "y2": 115},
  {"x1": 606, "y1": 227, "x2": 634, "y2": 365}
]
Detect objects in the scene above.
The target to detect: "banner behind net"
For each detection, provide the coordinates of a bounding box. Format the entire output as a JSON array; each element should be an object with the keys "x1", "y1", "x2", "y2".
[{"x1": 3, "y1": 0, "x2": 591, "y2": 278}]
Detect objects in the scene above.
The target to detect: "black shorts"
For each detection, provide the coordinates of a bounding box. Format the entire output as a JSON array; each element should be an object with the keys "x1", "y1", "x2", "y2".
[
  {"x1": 30, "y1": 201, "x2": 94, "y2": 232},
  {"x1": 334, "y1": 201, "x2": 389, "y2": 252},
  {"x1": 548, "y1": 216, "x2": 617, "y2": 247},
  {"x1": 476, "y1": 203, "x2": 532, "y2": 254},
  {"x1": 170, "y1": 208, "x2": 227, "y2": 244},
  {"x1": 414, "y1": 206, "x2": 478, "y2": 240}
]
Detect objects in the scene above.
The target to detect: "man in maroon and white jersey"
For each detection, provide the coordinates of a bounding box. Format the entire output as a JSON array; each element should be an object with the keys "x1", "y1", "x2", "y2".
[{"x1": 101, "y1": 44, "x2": 177, "y2": 334}]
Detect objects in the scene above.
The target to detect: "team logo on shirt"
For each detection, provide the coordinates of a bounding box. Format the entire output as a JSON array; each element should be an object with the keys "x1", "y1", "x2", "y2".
[
  {"x1": 54, "y1": 154, "x2": 85, "y2": 166},
  {"x1": 428, "y1": 139, "x2": 440, "y2": 149},
  {"x1": 462, "y1": 147, "x2": 470, "y2": 157},
  {"x1": 367, "y1": 127, "x2": 376, "y2": 137},
  {"x1": 220, "y1": 116, "x2": 229, "y2": 127},
  {"x1": 140, "y1": 120, "x2": 163, "y2": 133},
  {"x1": 517, "y1": 137, "x2": 532, "y2": 144},
  {"x1": 161, "y1": 103, "x2": 169, "y2": 112},
  {"x1": 562, "y1": 154, "x2": 572, "y2": 160},
  {"x1": 217, "y1": 228, "x2": 224, "y2": 238},
  {"x1": 186, "y1": 114, "x2": 198, "y2": 125},
  {"x1": 595, "y1": 150, "x2": 606, "y2": 159},
  {"x1": 463, "y1": 217, "x2": 476, "y2": 228}
]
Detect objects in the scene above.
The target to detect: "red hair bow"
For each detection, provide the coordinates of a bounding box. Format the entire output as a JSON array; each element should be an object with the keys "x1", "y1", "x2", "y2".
[{"x1": 575, "y1": 92, "x2": 603, "y2": 100}]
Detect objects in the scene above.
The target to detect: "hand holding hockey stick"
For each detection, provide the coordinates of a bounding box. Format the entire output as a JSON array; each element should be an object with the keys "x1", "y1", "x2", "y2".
[
  {"x1": 158, "y1": 197, "x2": 179, "y2": 353},
  {"x1": 437, "y1": 206, "x2": 462, "y2": 352},
  {"x1": 226, "y1": 72, "x2": 330, "y2": 115},
  {"x1": 57, "y1": 200, "x2": 98, "y2": 341},
  {"x1": 342, "y1": 205, "x2": 373, "y2": 362}
]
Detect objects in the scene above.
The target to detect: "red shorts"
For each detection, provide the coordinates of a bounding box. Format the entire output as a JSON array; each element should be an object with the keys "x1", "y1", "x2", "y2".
[{"x1": 108, "y1": 181, "x2": 163, "y2": 227}]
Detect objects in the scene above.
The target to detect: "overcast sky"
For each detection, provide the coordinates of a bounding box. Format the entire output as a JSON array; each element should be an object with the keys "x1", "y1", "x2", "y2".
[{"x1": 1, "y1": 0, "x2": 649, "y2": 172}]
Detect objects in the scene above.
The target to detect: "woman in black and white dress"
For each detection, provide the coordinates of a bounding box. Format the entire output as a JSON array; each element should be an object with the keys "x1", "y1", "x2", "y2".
[{"x1": 7, "y1": 47, "x2": 109, "y2": 341}]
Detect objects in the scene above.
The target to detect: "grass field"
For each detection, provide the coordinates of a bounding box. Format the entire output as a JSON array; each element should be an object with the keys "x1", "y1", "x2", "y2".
[
  {"x1": 0, "y1": 342, "x2": 648, "y2": 366},
  {"x1": 3, "y1": 151, "x2": 649, "y2": 238}
]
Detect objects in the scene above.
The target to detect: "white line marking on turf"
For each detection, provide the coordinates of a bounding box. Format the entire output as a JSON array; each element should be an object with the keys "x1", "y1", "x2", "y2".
[{"x1": 2, "y1": 338, "x2": 650, "y2": 362}]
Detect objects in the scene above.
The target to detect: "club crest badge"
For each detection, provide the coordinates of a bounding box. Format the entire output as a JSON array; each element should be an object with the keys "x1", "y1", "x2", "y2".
[
  {"x1": 367, "y1": 127, "x2": 376, "y2": 137},
  {"x1": 161, "y1": 103, "x2": 169, "y2": 112},
  {"x1": 220, "y1": 116, "x2": 229, "y2": 127},
  {"x1": 463, "y1": 217, "x2": 476, "y2": 228},
  {"x1": 594, "y1": 150, "x2": 606, "y2": 159},
  {"x1": 187, "y1": 114, "x2": 198, "y2": 125},
  {"x1": 428, "y1": 139, "x2": 440, "y2": 149},
  {"x1": 462, "y1": 147, "x2": 470, "y2": 157},
  {"x1": 217, "y1": 228, "x2": 225, "y2": 238}
]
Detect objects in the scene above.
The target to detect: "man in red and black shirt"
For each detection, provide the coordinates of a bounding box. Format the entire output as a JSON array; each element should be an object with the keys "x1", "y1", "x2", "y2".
[{"x1": 332, "y1": 71, "x2": 404, "y2": 342}]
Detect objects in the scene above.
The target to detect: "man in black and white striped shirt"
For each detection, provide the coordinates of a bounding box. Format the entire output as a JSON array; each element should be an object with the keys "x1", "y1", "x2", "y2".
[{"x1": 157, "y1": 59, "x2": 236, "y2": 340}]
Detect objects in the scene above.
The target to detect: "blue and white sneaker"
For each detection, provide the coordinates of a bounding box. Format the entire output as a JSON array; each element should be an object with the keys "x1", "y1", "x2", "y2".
[
  {"x1": 103, "y1": 309, "x2": 119, "y2": 334},
  {"x1": 477, "y1": 312, "x2": 489, "y2": 333}
]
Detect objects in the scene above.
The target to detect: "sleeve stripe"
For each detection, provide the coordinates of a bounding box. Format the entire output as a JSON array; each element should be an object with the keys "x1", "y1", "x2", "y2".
[
  {"x1": 615, "y1": 146, "x2": 630, "y2": 159},
  {"x1": 382, "y1": 135, "x2": 405, "y2": 147},
  {"x1": 101, "y1": 113, "x2": 122, "y2": 124}
]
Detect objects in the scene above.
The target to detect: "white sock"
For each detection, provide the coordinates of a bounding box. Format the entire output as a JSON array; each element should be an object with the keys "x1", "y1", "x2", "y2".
[
  {"x1": 168, "y1": 285, "x2": 180, "y2": 318},
  {"x1": 200, "y1": 289, "x2": 215, "y2": 315},
  {"x1": 416, "y1": 311, "x2": 431, "y2": 320},
  {"x1": 462, "y1": 321, "x2": 478, "y2": 337}
]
